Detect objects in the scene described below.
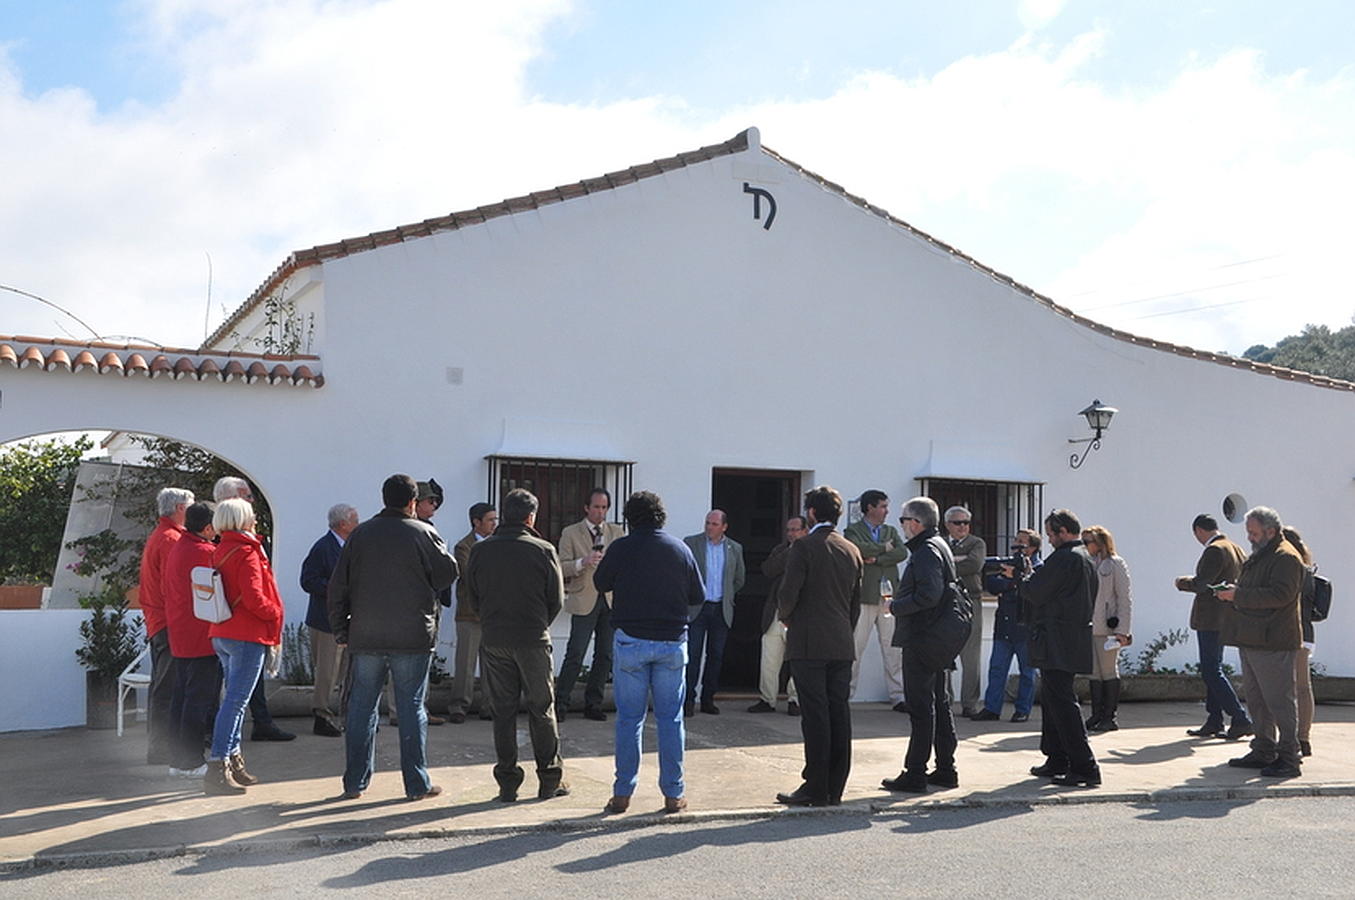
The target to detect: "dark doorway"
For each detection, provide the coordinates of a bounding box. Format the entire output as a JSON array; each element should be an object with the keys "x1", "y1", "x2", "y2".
[{"x1": 710, "y1": 468, "x2": 802, "y2": 692}]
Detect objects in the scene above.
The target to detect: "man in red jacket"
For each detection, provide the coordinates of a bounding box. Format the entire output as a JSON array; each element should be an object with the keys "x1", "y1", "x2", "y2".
[
  {"x1": 161, "y1": 501, "x2": 221, "y2": 776},
  {"x1": 139, "y1": 487, "x2": 194, "y2": 765}
]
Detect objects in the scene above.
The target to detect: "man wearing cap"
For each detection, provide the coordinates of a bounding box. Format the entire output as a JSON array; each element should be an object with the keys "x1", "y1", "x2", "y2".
[{"x1": 556, "y1": 488, "x2": 626, "y2": 721}]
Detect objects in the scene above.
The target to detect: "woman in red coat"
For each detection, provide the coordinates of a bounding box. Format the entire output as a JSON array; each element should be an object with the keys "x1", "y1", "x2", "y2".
[{"x1": 206, "y1": 498, "x2": 284, "y2": 794}]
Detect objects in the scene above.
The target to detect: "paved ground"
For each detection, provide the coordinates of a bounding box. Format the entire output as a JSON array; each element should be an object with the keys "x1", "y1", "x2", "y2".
[{"x1": 2, "y1": 700, "x2": 1353, "y2": 870}]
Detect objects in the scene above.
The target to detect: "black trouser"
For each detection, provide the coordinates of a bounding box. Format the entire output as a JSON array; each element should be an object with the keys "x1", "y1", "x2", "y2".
[
  {"x1": 147, "y1": 628, "x2": 177, "y2": 763},
  {"x1": 901, "y1": 650, "x2": 957, "y2": 775},
  {"x1": 555, "y1": 601, "x2": 613, "y2": 711},
  {"x1": 248, "y1": 670, "x2": 274, "y2": 730},
  {"x1": 1038, "y1": 668, "x2": 1097, "y2": 772},
  {"x1": 788, "y1": 658, "x2": 853, "y2": 802},
  {"x1": 170, "y1": 655, "x2": 222, "y2": 769}
]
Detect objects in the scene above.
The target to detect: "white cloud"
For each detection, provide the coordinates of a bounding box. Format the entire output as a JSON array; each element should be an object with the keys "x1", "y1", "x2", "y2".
[
  {"x1": 1017, "y1": 0, "x2": 1068, "y2": 31},
  {"x1": 0, "y1": 4, "x2": 1351, "y2": 356}
]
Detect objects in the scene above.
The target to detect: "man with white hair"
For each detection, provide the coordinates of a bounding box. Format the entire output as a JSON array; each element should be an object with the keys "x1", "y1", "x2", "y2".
[
  {"x1": 943, "y1": 506, "x2": 987, "y2": 718},
  {"x1": 301, "y1": 503, "x2": 359, "y2": 737},
  {"x1": 214, "y1": 475, "x2": 295, "y2": 741},
  {"x1": 139, "y1": 486, "x2": 194, "y2": 765},
  {"x1": 1216, "y1": 506, "x2": 1305, "y2": 778}
]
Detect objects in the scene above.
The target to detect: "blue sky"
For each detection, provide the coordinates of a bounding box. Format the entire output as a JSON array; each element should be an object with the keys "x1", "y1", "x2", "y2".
[{"x1": 1, "y1": 0, "x2": 1353, "y2": 352}]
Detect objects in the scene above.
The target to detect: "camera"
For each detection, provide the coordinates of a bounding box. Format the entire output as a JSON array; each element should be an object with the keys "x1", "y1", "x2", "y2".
[{"x1": 982, "y1": 546, "x2": 1031, "y2": 578}]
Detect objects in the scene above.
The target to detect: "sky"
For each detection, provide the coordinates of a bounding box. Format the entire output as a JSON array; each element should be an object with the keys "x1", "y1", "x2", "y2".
[{"x1": 1, "y1": 0, "x2": 1353, "y2": 355}]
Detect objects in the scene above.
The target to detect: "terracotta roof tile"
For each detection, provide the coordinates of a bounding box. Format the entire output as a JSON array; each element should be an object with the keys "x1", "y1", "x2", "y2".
[
  {"x1": 0, "y1": 335, "x2": 322, "y2": 390},
  {"x1": 246, "y1": 361, "x2": 269, "y2": 384}
]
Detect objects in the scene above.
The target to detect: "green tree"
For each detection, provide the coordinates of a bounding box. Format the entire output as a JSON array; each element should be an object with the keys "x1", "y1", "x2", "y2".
[
  {"x1": 1242, "y1": 320, "x2": 1355, "y2": 382},
  {"x1": 0, "y1": 435, "x2": 93, "y2": 584},
  {"x1": 114, "y1": 436, "x2": 272, "y2": 539}
]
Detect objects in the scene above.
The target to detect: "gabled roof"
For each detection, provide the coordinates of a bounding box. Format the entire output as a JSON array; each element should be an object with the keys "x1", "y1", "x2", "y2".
[
  {"x1": 205, "y1": 128, "x2": 1355, "y2": 394},
  {"x1": 0, "y1": 335, "x2": 322, "y2": 388}
]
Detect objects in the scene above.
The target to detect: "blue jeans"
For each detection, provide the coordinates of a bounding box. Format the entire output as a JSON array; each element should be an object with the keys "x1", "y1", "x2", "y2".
[
  {"x1": 344, "y1": 650, "x2": 433, "y2": 797},
  {"x1": 1198, "y1": 629, "x2": 1249, "y2": 728},
  {"x1": 210, "y1": 638, "x2": 266, "y2": 761},
  {"x1": 686, "y1": 602, "x2": 728, "y2": 705},
  {"x1": 983, "y1": 636, "x2": 1037, "y2": 716},
  {"x1": 612, "y1": 629, "x2": 687, "y2": 799}
]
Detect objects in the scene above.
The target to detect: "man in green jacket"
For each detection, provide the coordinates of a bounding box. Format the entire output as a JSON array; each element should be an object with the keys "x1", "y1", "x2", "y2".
[
  {"x1": 467, "y1": 488, "x2": 568, "y2": 801},
  {"x1": 843, "y1": 490, "x2": 909, "y2": 710},
  {"x1": 1216, "y1": 505, "x2": 1305, "y2": 778}
]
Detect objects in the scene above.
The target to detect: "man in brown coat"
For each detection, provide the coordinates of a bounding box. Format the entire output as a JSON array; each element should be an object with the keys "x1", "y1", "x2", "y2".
[
  {"x1": 775, "y1": 486, "x2": 863, "y2": 807},
  {"x1": 1216, "y1": 505, "x2": 1305, "y2": 778},
  {"x1": 466, "y1": 489, "x2": 567, "y2": 801},
  {"x1": 1174, "y1": 513, "x2": 1251, "y2": 739}
]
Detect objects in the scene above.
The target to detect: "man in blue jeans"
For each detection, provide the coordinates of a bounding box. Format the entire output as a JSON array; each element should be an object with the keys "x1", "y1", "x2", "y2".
[
  {"x1": 328, "y1": 474, "x2": 457, "y2": 801},
  {"x1": 593, "y1": 491, "x2": 706, "y2": 814},
  {"x1": 972, "y1": 529, "x2": 1042, "y2": 723},
  {"x1": 1175, "y1": 514, "x2": 1252, "y2": 740}
]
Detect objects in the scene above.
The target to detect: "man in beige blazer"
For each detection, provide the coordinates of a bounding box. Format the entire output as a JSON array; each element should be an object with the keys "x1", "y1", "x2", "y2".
[{"x1": 555, "y1": 488, "x2": 626, "y2": 721}]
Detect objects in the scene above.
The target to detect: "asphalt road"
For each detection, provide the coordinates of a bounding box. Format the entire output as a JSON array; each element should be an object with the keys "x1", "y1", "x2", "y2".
[{"x1": 5, "y1": 796, "x2": 1351, "y2": 898}]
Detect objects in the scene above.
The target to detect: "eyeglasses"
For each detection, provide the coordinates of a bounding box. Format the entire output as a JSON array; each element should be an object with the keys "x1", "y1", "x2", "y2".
[{"x1": 948, "y1": 520, "x2": 971, "y2": 527}]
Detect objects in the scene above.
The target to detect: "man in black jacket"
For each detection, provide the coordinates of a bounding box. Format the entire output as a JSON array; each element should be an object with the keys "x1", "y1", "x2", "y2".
[
  {"x1": 1020, "y1": 508, "x2": 1100, "y2": 786},
  {"x1": 883, "y1": 497, "x2": 962, "y2": 794},
  {"x1": 329, "y1": 474, "x2": 457, "y2": 801},
  {"x1": 466, "y1": 488, "x2": 568, "y2": 802}
]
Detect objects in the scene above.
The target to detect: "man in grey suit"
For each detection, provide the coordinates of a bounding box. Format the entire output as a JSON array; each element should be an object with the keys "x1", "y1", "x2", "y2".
[
  {"x1": 683, "y1": 510, "x2": 746, "y2": 716},
  {"x1": 775, "y1": 486, "x2": 863, "y2": 806}
]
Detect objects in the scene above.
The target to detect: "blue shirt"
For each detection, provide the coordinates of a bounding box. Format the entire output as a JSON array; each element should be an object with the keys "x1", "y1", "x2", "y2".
[
  {"x1": 865, "y1": 520, "x2": 882, "y2": 543},
  {"x1": 704, "y1": 539, "x2": 726, "y2": 602}
]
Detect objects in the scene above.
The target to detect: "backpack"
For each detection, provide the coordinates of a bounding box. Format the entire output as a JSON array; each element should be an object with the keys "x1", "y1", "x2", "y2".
[
  {"x1": 910, "y1": 538, "x2": 975, "y2": 671},
  {"x1": 191, "y1": 547, "x2": 241, "y2": 623},
  {"x1": 1310, "y1": 572, "x2": 1332, "y2": 623}
]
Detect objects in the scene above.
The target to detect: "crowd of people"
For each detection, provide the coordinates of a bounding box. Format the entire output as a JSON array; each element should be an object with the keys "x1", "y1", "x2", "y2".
[{"x1": 137, "y1": 474, "x2": 1323, "y2": 806}]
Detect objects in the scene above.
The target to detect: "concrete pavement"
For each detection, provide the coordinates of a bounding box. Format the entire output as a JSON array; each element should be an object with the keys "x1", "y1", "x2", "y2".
[{"x1": 2, "y1": 699, "x2": 1353, "y2": 870}]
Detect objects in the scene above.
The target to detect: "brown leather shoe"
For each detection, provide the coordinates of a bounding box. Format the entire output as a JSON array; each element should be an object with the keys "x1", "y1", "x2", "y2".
[
  {"x1": 204, "y1": 759, "x2": 245, "y2": 795},
  {"x1": 408, "y1": 785, "x2": 443, "y2": 801},
  {"x1": 228, "y1": 751, "x2": 259, "y2": 786},
  {"x1": 604, "y1": 795, "x2": 630, "y2": 814},
  {"x1": 663, "y1": 796, "x2": 688, "y2": 814},
  {"x1": 426, "y1": 715, "x2": 446, "y2": 726}
]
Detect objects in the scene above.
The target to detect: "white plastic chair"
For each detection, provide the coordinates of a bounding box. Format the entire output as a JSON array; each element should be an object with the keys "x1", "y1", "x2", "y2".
[{"x1": 117, "y1": 645, "x2": 152, "y2": 737}]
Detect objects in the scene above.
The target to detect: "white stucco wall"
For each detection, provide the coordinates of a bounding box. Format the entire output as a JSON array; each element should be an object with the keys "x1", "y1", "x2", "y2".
[{"x1": 2, "y1": 131, "x2": 1351, "y2": 729}]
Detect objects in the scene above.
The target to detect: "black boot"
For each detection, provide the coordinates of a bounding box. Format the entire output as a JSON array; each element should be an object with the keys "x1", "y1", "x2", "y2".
[
  {"x1": 1093, "y1": 680, "x2": 1120, "y2": 732},
  {"x1": 1085, "y1": 681, "x2": 1104, "y2": 732}
]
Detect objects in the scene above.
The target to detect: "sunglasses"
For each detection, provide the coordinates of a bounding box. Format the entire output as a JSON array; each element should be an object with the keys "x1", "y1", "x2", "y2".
[{"x1": 948, "y1": 520, "x2": 971, "y2": 527}]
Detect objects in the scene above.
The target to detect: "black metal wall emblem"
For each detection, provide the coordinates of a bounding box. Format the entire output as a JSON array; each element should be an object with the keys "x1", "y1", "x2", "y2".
[{"x1": 743, "y1": 182, "x2": 776, "y2": 230}]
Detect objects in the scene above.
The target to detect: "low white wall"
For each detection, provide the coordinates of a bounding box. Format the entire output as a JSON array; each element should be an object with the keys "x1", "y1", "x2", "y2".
[{"x1": 0, "y1": 609, "x2": 106, "y2": 732}]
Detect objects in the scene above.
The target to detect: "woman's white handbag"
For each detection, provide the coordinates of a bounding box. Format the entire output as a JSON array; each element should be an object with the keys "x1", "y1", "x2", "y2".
[{"x1": 191, "y1": 565, "x2": 233, "y2": 623}]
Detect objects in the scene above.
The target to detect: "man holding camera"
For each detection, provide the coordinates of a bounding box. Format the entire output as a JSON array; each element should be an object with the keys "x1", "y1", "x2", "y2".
[
  {"x1": 556, "y1": 488, "x2": 626, "y2": 721},
  {"x1": 972, "y1": 529, "x2": 1042, "y2": 722},
  {"x1": 1020, "y1": 509, "x2": 1100, "y2": 786}
]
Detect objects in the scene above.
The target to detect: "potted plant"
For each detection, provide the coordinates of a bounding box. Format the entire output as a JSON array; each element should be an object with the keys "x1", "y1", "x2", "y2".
[
  {"x1": 68, "y1": 529, "x2": 144, "y2": 729},
  {"x1": 75, "y1": 585, "x2": 142, "y2": 728}
]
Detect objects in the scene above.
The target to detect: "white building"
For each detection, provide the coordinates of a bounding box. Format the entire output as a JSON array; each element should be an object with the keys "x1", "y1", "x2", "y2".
[{"x1": 2, "y1": 126, "x2": 1351, "y2": 731}]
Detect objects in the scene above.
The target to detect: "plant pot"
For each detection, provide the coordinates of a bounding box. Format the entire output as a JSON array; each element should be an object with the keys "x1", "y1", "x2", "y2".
[
  {"x1": 86, "y1": 671, "x2": 120, "y2": 729},
  {"x1": 0, "y1": 585, "x2": 45, "y2": 609}
]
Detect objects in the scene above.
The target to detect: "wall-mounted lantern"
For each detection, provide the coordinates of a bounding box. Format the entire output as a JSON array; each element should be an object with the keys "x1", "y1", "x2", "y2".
[{"x1": 1068, "y1": 399, "x2": 1117, "y2": 469}]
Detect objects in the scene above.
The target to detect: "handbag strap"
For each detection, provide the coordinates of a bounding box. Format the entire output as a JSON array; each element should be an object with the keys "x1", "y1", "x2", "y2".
[{"x1": 216, "y1": 546, "x2": 244, "y2": 607}]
